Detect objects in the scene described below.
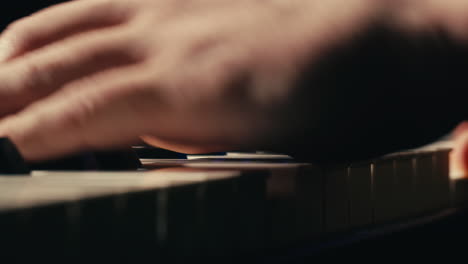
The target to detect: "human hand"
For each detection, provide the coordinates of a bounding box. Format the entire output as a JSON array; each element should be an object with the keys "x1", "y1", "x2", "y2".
[
  {"x1": 0, "y1": 0, "x2": 382, "y2": 161},
  {"x1": 450, "y1": 122, "x2": 468, "y2": 178}
]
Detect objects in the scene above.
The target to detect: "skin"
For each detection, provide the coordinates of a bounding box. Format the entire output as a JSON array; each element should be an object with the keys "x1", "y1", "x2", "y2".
[
  {"x1": 451, "y1": 122, "x2": 468, "y2": 177},
  {"x1": 0, "y1": 0, "x2": 466, "y2": 169}
]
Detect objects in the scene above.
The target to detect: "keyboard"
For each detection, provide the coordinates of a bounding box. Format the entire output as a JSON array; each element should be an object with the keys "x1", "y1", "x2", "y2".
[{"x1": 0, "y1": 137, "x2": 466, "y2": 262}]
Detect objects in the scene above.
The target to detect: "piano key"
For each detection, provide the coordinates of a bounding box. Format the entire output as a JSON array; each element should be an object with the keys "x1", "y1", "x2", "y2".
[
  {"x1": 0, "y1": 137, "x2": 30, "y2": 175},
  {"x1": 0, "y1": 201, "x2": 80, "y2": 261},
  {"x1": 29, "y1": 152, "x2": 98, "y2": 171},
  {"x1": 414, "y1": 152, "x2": 436, "y2": 214},
  {"x1": 65, "y1": 202, "x2": 81, "y2": 259},
  {"x1": 451, "y1": 178, "x2": 468, "y2": 207},
  {"x1": 236, "y1": 170, "x2": 268, "y2": 251},
  {"x1": 0, "y1": 144, "x2": 464, "y2": 260},
  {"x1": 121, "y1": 190, "x2": 162, "y2": 262},
  {"x1": 324, "y1": 166, "x2": 349, "y2": 232},
  {"x1": 30, "y1": 148, "x2": 142, "y2": 171},
  {"x1": 373, "y1": 157, "x2": 398, "y2": 223},
  {"x1": 0, "y1": 210, "x2": 28, "y2": 260},
  {"x1": 78, "y1": 195, "x2": 125, "y2": 262},
  {"x1": 15, "y1": 204, "x2": 72, "y2": 262},
  {"x1": 294, "y1": 165, "x2": 324, "y2": 241},
  {"x1": 266, "y1": 167, "x2": 301, "y2": 246},
  {"x1": 0, "y1": 174, "x2": 165, "y2": 261},
  {"x1": 132, "y1": 145, "x2": 187, "y2": 159},
  {"x1": 261, "y1": 164, "x2": 324, "y2": 248},
  {"x1": 164, "y1": 169, "x2": 260, "y2": 257},
  {"x1": 393, "y1": 154, "x2": 415, "y2": 218},
  {"x1": 198, "y1": 175, "x2": 239, "y2": 255},
  {"x1": 165, "y1": 184, "x2": 202, "y2": 258},
  {"x1": 152, "y1": 169, "x2": 244, "y2": 256},
  {"x1": 348, "y1": 162, "x2": 372, "y2": 228},
  {"x1": 433, "y1": 149, "x2": 451, "y2": 209},
  {"x1": 169, "y1": 159, "x2": 312, "y2": 248},
  {"x1": 28, "y1": 170, "x2": 240, "y2": 259},
  {"x1": 93, "y1": 149, "x2": 142, "y2": 170}
]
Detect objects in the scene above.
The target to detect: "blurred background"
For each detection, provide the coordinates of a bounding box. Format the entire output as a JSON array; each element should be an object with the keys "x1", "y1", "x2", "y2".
[{"x1": 0, "y1": 0, "x2": 65, "y2": 31}]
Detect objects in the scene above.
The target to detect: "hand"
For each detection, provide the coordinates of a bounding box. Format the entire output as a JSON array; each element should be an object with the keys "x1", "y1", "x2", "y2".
[
  {"x1": 0, "y1": 0, "x2": 382, "y2": 161},
  {"x1": 451, "y1": 122, "x2": 468, "y2": 178}
]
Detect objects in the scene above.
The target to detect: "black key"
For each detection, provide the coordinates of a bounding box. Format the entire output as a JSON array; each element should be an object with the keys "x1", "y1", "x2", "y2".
[
  {"x1": 295, "y1": 165, "x2": 324, "y2": 241},
  {"x1": 0, "y1": 210, "x2": 26, "y2": 260},
  {"x1": 94, "y1": 149, "x2": 142, "y2": 170},
  {"x1": 198, "y1": 177, "x2": 238, "y2": 255},
  {"x1": 132, "y1": 145, "x2": 187, "y2": 159},
  {"x1": 79, "y1": 195, "x2": 122, "y2": 262},
  {"x1": 0, "y1": 138, "x2": 30, "y2": 175},
  {"x1": 29, "y1": 152, "x2": 98, "y2": 171},
  {"x1": 17, "y1": 204, "x2": 72, "y2": 262},
  {"x1": 30, "y1": 148, "x2": 142, "y2": 171},
  {"x1": 373, "y1": 158, "x2": 398, "y2": 223},
  {"x1": 166, "y1": 184, "x2": 201, "y2": 258},
  {"x1": 237, "y1": 171, "x2": 268, "y2": 251},
  {"x1": 348, "y1": 162, "x2": 372, "y2": 228},
  {"x1": 120, "y1": 190, "x2": 162, "y2": 262},
  {"x1": 324, "y1": 166, "x2": 349, "y2": 232}
]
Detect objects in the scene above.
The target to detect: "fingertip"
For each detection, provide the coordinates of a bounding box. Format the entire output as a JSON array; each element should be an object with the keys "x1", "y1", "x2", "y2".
[
  {"x1": 0, "y1": 116, "x2": 29, "y2": 161},
  {"x1": 453, "y1": 121, "x2": 468, "y2": 138},
  {"x1": 0, "y1": 112, "x2": 52, "y2": 162},
  {"x1": 451, "y1": 131, "x2": 468, "y2": 179},
  {"x1": 0, "y1": 115, "x2": 14, "y2": 138}
]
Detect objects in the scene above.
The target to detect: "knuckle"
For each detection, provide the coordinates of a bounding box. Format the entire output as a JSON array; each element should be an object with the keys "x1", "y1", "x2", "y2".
[
  {"x1": 118, "y1": 26, "x2": 154, "y2": 61},
  {"x1": 117, "y1": 32, "x2": 148, "y2": 62},
  {"x1": 89, "y1": 30, "x2": 148, "y2": 63},
  {"x1": 18, "y1": 61, "x2": 54, "y2": 95},
  {"x1": 63, "y1": 97, "x2": 96, "y2": 139},
  {"x1": 93, "y1": 0, "x2": 135, "y2": 20},
  {"x1": 206, "y1": 56, "x2": 251, "y2": 101},
  {"x1": 2, "y1": 19, "x2": 35, "y2": 51},
  {"x1": 4, "y1": 19, "x2": 25, "y2": 36},
  {"x1": 79, "y1": 41, "x2": 117, "y2": 64},
  {"x1": 49, "y1": 97, "x2": 96, "y2": 149}
]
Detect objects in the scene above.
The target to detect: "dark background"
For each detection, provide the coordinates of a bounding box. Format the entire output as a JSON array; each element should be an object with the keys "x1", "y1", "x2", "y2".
[{"x1": 0, "y1": 0, "x2": 66, "y2": 31}]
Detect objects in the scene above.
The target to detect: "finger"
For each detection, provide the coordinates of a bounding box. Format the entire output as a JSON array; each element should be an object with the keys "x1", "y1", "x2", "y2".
[
  {"x1": 0, "y1": 65, "x2": 155, "y2": 161},
  {"x1": 0, "y1": 27, "x2": 142, "y2": 116},
  {"x1": 451, "y1": 130, "x2": 468, "y2": 179},
  {"x1": 453, "y1": 121, "x2": 468, "y2": 138},
  {"x1": 0, "y1": 0, "x2": 133, "y2": 61}
]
